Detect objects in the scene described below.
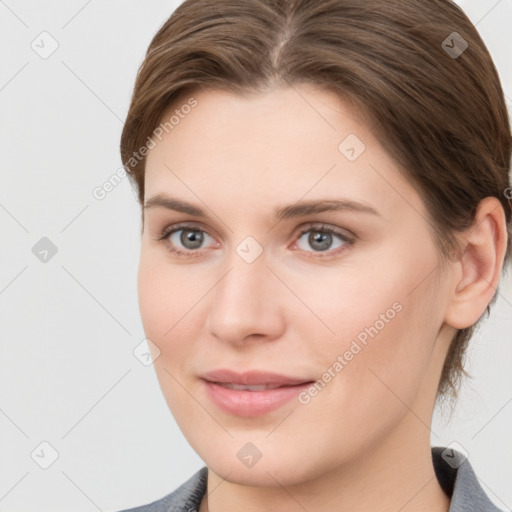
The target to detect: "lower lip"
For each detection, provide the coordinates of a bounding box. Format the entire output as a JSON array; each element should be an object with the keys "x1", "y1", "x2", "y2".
[{"x1": 201, "y1": 379, "x2": 314, "y2": 417}]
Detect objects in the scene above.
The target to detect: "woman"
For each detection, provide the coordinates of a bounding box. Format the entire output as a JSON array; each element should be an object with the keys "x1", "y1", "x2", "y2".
[{"x1": 118, "y1": 0, "x2": 511, "y2": 510}]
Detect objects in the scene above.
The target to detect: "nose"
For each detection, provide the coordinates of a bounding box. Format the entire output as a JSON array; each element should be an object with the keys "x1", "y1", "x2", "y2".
[{"x1": 205, "y1": 253, "x2": 286, "y2": 347}]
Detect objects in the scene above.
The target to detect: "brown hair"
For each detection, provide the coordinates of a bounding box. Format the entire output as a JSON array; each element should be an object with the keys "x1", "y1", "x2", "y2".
[{"x1": 120, "y1": 0, "x2": 512, "y2": 409}]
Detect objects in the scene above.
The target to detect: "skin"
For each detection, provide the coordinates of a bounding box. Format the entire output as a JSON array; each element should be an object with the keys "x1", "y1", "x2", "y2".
[{"x1": 138, "y1": 84, "x2": 507, "y2": 512}]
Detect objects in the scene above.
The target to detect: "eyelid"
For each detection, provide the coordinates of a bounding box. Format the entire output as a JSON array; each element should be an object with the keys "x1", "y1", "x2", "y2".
[
  {"x1": 155, "y1": 220, "x2": 354, "y2": 240},
  {"x1": 155, "y1": 221, "x2": 219, "y2": 251},
  {"x1": 155, "y1": 221, "x2": 213, "y2": 241},
  {"x1": 154, "y1": 220, "x2": 356, "y2": 257},
  {"x1": 293, "y1": 222, "x2": 355, "y2": 242}
]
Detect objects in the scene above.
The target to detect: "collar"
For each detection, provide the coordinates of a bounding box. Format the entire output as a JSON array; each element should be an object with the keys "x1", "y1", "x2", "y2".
[
  {"x1": 138, "y1": 446, "x2": 503, "y2": 511},
  {"x1": 431, "y1": 446, "x2": 503, "y2": 511}
]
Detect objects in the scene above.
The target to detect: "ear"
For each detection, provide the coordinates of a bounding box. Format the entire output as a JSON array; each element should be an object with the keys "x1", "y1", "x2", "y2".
[{"x1": 444, "y1": 197, "x2": 508, "y2": 330}]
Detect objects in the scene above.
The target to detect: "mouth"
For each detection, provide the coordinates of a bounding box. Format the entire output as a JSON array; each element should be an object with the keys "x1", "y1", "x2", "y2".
[
  {"x1": 200, "y1": 368, "x2": 315, "y2": 387},
  {"x1": 210, "y1": 382, "x2": 300, "y2": 391},
  {"x1": 199, "y1": 369, "x2": 316, "y2": 417}
]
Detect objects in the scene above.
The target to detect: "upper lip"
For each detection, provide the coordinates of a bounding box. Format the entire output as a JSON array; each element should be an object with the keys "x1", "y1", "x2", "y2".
[{"x1": 201, "y1": 369, "x2": 314, "y2": 386}]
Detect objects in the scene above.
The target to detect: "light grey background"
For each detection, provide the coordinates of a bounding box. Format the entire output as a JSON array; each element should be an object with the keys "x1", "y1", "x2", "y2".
[{"x1": 0, "y1": 1, "x2": 511, "y2": 511}]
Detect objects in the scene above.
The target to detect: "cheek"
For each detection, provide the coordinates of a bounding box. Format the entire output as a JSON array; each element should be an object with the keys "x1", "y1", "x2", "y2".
[
  {"x1": 137, "y1": 260, "x2": 168, "y2": 342},
  {"x1": 137, "y1": 253, "x2": 201, "y2": 358},
  {"x1": 137, "y1": 255, "x2": 206, "y2": 418},
  {"x1": 137, "y1": 246, "x2": 213, "y2": 328},
  {"x1": 297, "y1": 245, "x2": 441, "y2": 409}
]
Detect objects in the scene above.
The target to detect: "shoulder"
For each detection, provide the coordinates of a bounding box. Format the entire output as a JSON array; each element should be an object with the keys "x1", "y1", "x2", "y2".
[
  {"x1": 431, "y1": 446, "x2": 505, "y2": 512},
  {"x1": 117, "y1": 466, "x2": 208, "y2": 512}
]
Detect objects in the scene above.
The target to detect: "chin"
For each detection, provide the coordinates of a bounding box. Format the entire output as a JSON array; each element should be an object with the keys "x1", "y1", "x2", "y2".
[{"x1": 193, "y1": 434, "x2": 328, "y2": 488}]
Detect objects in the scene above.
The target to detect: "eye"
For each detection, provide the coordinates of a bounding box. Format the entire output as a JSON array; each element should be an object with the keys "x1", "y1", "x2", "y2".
[
  {"x1": 156, "y1": 223, "x2": 217, "y2": 258},
  {"x1": 154, "y1": 222, "x2": 355, "y2": 259},
  {"x1": 293, "y1": 224, "x2": 354, "y2": 258}
]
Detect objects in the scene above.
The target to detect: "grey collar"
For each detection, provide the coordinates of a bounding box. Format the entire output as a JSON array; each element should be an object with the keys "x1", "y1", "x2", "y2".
[{"x1": 120, "y1": 446, "x2": 504, "y2": 511}]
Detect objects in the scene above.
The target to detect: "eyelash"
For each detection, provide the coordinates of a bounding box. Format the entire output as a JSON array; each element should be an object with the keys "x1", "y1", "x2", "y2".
[{"x1": 154, "y1": 222, "x2": 356, "y2": 260}]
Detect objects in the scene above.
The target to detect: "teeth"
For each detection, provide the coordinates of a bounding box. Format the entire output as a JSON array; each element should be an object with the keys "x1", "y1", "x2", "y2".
[{"x1": 217, "y1": 382, "x2": 283, "y2": 391}]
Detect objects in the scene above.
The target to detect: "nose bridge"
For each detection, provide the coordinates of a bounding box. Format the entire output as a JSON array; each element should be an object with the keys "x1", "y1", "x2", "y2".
[
  {"x1": 219, "y1": 233, "x2": 270, "y2": 304},
  {"x1": 216, "y1": 248, "x2": 269, "y2": 317},
  {"x1": 206, "y1": 242, "x2": 282, "y2": 344}
]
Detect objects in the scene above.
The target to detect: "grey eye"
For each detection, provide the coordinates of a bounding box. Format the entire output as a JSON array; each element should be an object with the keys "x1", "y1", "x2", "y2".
[
  {"x1": 170, "y1": 229, "x2": 213, "y2": 250},
  {"x1": 296, "y1": 230, "x2": 347, "y2": 252}
]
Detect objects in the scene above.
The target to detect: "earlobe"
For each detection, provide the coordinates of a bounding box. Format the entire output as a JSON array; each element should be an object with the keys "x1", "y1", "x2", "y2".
[{"x1": 445, "y1": 197, "x2": 507, "y2": 330}]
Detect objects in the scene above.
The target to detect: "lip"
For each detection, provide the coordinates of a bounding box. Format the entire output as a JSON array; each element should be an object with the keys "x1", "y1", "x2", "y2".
[
  {"x1": 200, "y1": 369, "x2": 315, "y2": 417},
  {"x1": 200, "y1": 369, "x2": 313, "y2": 386}
]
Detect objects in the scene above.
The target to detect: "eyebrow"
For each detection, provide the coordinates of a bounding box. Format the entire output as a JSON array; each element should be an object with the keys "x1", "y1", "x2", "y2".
[{"x1": 143, "y1": 194, "x2": 380, "y2": 223}]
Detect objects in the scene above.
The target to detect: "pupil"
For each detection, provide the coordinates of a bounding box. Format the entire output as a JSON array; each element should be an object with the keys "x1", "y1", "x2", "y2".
[
  {"x1": 309, "y1": 231, "x2": 331, "y2": 251},
  {"x1": 181, "y1": 229, "x2": 203, "y2": 249}
]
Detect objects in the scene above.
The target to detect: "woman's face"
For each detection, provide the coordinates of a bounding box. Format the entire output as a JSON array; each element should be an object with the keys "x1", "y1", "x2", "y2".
[{"x1": 138, "y1": 85, "x2": 456, "y2": 485}]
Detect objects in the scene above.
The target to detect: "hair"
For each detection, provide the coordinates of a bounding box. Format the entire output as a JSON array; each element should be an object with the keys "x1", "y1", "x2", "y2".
[{"x1": 120, "y1": 0, "x2": 512, "y2": 411}]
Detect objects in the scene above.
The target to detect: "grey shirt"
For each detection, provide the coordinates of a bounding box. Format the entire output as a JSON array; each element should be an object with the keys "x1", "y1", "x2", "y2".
[{"x1": 119, "y1": 447, "x2": 504, "y2": 512}]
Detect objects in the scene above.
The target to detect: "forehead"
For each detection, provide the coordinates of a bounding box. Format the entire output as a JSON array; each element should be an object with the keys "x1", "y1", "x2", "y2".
[
  {"x1": 143, "y1": 85, "x2": 423, "y2": 222},
  {"x1": 148, "y1": 84, "x2": 369, "y2": 159},
  {"x1": 150, "y1": 84, "x2": 361, "y2": 146}
]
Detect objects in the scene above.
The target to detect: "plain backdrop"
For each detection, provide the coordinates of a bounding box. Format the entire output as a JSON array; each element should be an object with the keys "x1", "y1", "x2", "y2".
[{"x1": 1, "y1": 1, "x2": 511, "y2": 511}]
